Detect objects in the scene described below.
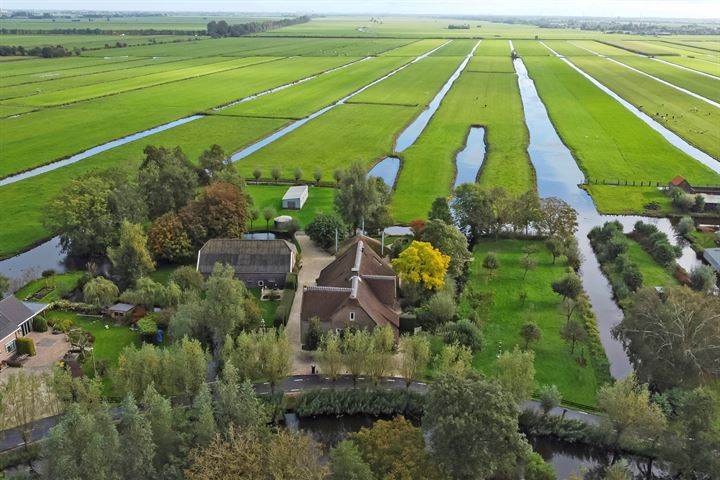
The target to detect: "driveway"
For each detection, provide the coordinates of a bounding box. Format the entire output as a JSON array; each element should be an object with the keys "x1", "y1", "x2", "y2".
[
  {"x1": 287, "y1": 232, "x2": 334, "y2": 374},
  {"x1": 0, "y1": 331, "x2": 70, "y2": 382}
]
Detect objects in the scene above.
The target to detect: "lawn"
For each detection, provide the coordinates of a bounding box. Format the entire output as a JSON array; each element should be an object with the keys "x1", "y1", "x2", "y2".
[
  {"x1": 249, "y1": 288, "x2": 279, "y2": 324},
  {"x1": 625, "y1": 240, "x2": 679, "y2": 288},
  {"x1": 570, "y1": 55, "x2": 720, "y2": 159},
  {"x1": 46, "y1": 310, "x2": 141, "y2": 376},
  {"x1": 392, "y1": 68, "x2": 534, "y2": 222},
  {"x1": 14, "y1": 272, "x2": 84, "y2": 302},
  {"x1": 660, "y1": 56, "x2": 720, "y2": 77},
  {"x1": 458, "y1": 239, "x2": 605, "y2": 406},
  {"x1": 583, "y1": 185, "x2": 675, "y2": 215},
  {"x1": 522, "y1": 54, "x2": 719, "y2": 187},
  {"x1": 246, "y1": 184, "x2": 336, "y2": 229}
]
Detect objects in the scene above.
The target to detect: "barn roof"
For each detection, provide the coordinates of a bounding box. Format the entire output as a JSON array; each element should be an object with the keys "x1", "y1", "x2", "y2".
[
  {"x1": 670, "y1": 176, "x2": 687, "y2": 186},
  {"x1": 282, "y1": 185, "x2": 308, "y2": 200},
  {"x1": 197, "y1": 239, "x2": 296, "y2": 276}
]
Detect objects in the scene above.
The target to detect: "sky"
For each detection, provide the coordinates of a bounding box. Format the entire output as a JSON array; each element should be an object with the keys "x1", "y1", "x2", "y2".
[{"x1": 2, "y1": 0, "x2": 719, "y2": 19}]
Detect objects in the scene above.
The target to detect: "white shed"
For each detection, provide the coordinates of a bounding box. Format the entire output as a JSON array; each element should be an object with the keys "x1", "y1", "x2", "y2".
[{"x1": 282, "y1": 185, "x2": 309, "y2": 210}]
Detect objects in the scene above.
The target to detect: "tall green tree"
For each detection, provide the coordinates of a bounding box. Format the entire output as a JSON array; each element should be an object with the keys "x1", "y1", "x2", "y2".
[
  {"x1": 190, "y1": 383, "x2": 217, "y2": 446},
  {"x1": 257, "y1": 328, "x2": 292, "y2": 394},
  {"x1": 139, "y1": 145, "x2": 198, "y2": 219},
  {"x1": 428, "y1": 197, "x2": 453, "y2": 224},
  {"x1": 329, "y1": 441, "x2": 374, "y2": 480},
  {"x1": 343, "y1": 329, "x2": 372, "y2": 387},
  {"x1": 334, "y1": 161, "x2": 383, "y2": 230},
  {"x1": 199, "y1": 144, "x2": 227, "y2": 179},
  {"x1": 423, "y1": 375, "x2": 530, "y2": 479},
  {"x1": 316, "y1": 331, "x2": 343, "y2": 382},
  {"x1": 142, "y1": 383, "x2": 182, "y2": 470},
  {"x1": 45, "y1": 404, "x2": 121, "y2": 480},
  {"x1": 614, "y1": 287, "x2": 720, "y2": 389},
  {"x1": 82, "y1": 276, "x2": 119, "y2": 307},
  {"x1": 215, "y1": 362, "x2": 270, "y2": 429},
  {"x1": 496, "y1": 346, "x2": 536, "y2": 406},
  {"x1": 201, "y1": 263, "x2": 249, "y2": 352},
  {"x1": 551, "y1": 273, "x2": 583, "y2": 323},
  {"x1": 597, "y1": 374, "x2": 667, "y2": 452},
  {"x1": 421, "y1": 219, "x2": 472, "y2": 278},
  {"x1": 118, "y1": 394, "x2": 157, "y2": 480},
  {"x1": 107, "y1": 220, "x2": 155, "y2": 289},
  {"x1": 398, "y1": 334, "x2": 431, "y2": 389}
]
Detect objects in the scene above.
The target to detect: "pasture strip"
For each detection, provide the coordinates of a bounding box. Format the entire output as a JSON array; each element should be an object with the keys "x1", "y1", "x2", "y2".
[
  {"x1": 522, "y1": 54, "x2": 719, "y2": 187},
  {"x1": 540, "y1": 41, "x2": 720, "y2": 166}
]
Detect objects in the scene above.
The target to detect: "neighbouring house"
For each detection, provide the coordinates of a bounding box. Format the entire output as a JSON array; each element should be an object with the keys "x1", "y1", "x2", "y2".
[
  {"x1": 301, "y1": 237, "x2": 400, "y2": 346},
  {"x1": 107, "y1": 303, "x2": 136, "y2": 320},
  {"x1": 196, "y1": 238, "x2": 297, "y2": 289},
  {"x1": 668, "y1": 176, "x2": 720, "y2": 209},
  {"x1": 282, "y1": 185, "x2": 308, "y2": 210},
  {"x1": 704, "y1": 248, "x2": 720, "y2": 274},
  {"x1": 0, "y1": 296, "x2": 49, "y2": 361}
]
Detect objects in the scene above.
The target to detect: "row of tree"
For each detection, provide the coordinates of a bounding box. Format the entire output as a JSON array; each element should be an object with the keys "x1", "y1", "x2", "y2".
[{"x1": 206, "y1": 16, "x2": 310, "y2": 37}]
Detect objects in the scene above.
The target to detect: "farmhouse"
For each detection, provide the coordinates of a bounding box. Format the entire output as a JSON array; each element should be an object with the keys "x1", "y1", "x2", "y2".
[
  {"x1": 282, "y1": 185, "x2": 308, "y2": 210},
  {"x1": 668, "y1": 176, "x2": 720, "y2": 208},
  {"x1": 301, "y1": 237, "x2": 400, "y2": 345},
  {"x1": 196, "y1": 238, "x2": 297, "y2": 289},
  {"x1": 0, "y1": 296, "x2": 48, "y2": 360}
]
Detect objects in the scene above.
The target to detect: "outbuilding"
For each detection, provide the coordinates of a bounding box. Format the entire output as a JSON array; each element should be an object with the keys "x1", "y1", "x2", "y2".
[
  {"x1": 282, "y1": 185, "x2": 308, "y2": 210},
  {"x1": 703, "y1": 248, "x2": 720, "y2": 274},
  {"x1": 107, "y1": 303, "x2": 136, "y2": 320},
  {"x1": 196, "y1": 239, "x2": 297, "y2": 289}
]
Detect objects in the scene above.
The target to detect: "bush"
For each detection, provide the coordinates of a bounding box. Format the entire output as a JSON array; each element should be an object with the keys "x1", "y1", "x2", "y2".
[
  {"x1": 677, "y1": 216, "x2": 695, "y2": 236},
  {"x1": 622, "y1": 264, "x2": 643, "y2": 292},
  {"x1": 689, "y1": 265, "x2": 717, "y2": 293},
  {"x1": 33, "y1": 316, "x2": 48, "y2": 332},
  {"x1": 306, "y1": 213, "x2": 348, "y2": 250},
  {"x1": 304, "y1": 317, "x2": 322, "y2": 351},
  {"x1": 296, "y1": 388, "x2": 424, "y2": 419},
  {"x1": 41, "y1": 269, "x2": 56, "y2": 278},
  {"x1": 285, "y1": 272, "x2": 298, "y2": 291},
  {"x1": 482, "y1": 252, "x2": 499, "y2": 270},
  {"x1": 443, "y1": 319, "x2": 483, "y2": 352},
  {"x1": 16, "y1": 337, "x2": 36, "y2": 356},
  {"x1": 633, "y1": 221, "x2": 658, "y2": 236}
]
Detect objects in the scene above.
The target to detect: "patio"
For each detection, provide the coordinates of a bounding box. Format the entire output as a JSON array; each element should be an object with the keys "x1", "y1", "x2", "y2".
[{"x1": 0, "y1": 331, "x2": 70, "y2": 380}]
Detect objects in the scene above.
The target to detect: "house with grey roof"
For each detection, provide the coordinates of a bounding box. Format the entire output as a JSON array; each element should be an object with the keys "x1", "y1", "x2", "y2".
[
  {"x1": 704, "y1": 248, "x2": 720, "y2": 274},
  {"x1": 301, "y1": 237, "x2": 400, "y2": 346},
  {"x1": 0, "y1": 296, "x2": 49, "y2": 361},
  {"x1": 196, "y1": 239, "x2": 297, "y2": 289}
]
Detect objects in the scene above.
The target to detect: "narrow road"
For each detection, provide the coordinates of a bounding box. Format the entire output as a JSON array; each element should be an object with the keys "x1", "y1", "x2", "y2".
[
  {"x1": 0, "y1": 374, "x2": 601, "y2": 454},
  {"x1": 286, "y1": 232, "x2": 334, "y2": 375}
]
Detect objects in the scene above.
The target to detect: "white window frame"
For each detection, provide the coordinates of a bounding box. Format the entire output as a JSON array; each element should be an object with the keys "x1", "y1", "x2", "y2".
[
  {"x1": 349, "y1": 311, "x2": 355, "y2": 321},
  {"x1": 5, "y1": 339, "x2": 16, "y2": 353},
  {"x1": 258, "y1": 280, "x2": 265, "y2": 287}
]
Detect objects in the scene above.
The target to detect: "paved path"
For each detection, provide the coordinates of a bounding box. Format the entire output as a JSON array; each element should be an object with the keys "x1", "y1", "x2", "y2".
[
  {"x1": 286, "y1": 232, "x2": 334, "y2": 375},
  {"x1": 0, "y1": 374, "x2": 601, "y2": 453}
]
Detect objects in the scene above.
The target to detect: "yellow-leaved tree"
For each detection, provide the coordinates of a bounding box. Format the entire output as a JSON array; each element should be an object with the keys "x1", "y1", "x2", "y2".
[{"x1": 392, "y1": 241, "x2": 450, "y2": 290}]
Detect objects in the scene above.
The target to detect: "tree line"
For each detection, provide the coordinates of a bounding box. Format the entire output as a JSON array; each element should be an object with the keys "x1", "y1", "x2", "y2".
[{"x1": 206, "y1": 16, "x2": 310, "y2": 38}]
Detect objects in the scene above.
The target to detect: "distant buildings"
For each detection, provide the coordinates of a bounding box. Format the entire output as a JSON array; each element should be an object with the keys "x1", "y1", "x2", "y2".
[
  {"x1": 301, "y1": 237, "x2": 400, "y2": 345},
  {"x1": 669, "y1": 176, "x2": 720, "y2": 209},
  {"x1": 196, "y1": 238, "x2": 297, "y2": 289}
]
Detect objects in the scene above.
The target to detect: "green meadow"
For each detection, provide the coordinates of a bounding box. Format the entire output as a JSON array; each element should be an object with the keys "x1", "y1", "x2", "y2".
[{"x1": 459, "y1": 239, "x2": 607, "y2": 406}]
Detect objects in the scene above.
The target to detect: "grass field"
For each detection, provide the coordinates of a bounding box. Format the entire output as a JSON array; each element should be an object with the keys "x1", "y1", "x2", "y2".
[
  {"x1": 583, "y1": 185, "x2": 675, "y2": 215},
  {"x1": 522, "y1": 55, "x2": 720, "y2": 187},
  {"x1": 392, "y1": 67, "x2": 534, "y2": 222},
  {"x1": 0, "y1": 33, "x2": 194, "y2": 49},
  {"x1": 0, "y1": 15, "x2": 280, "y2": 31},
  {"x1": 569, "y1": 55, "x2": 720, "y2": 159},
  {"x1": 14, "y1": 272, "x2": 84, "y2": 302},
  {"x1": 0, "y1": 56, "x2": 353, "y2": 178},
  {"x1": 246, "y1": 184, "x2": 336, "y2": 228},
  {"x1": 459, "y1": 239, "x2": 604, "y2": 406}
]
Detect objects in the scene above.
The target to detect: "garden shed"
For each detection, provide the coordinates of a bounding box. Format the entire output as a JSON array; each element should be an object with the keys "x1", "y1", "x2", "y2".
[{"x1": 282, "y1": 185, "x2": 308, "y2": 210}]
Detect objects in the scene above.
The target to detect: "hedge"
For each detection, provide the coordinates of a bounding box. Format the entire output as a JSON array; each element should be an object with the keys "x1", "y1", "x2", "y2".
[
  {"x1": 274, "y1": 288, "x2": 296, "y2": 327},
  {"x1": 50, "y1": 300, "x2": 102, "y2": 315},
  {"x1": 16, "y1": 337, "x2": 36, "y2": 356},
  {"x1": 33, "y1": 315, "x2": 48, "y2": 332},
  {"x1": 285, "y1": 272, "x2": 298, "y2": 291},
  {"x1": 295, "y1": 388, "x2": 424, "y2": 419}
]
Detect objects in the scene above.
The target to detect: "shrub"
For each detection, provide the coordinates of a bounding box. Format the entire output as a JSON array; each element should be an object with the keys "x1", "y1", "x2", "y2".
[
  {"x1": 443, "y1": 319, "x2": 483, "y2": 352},
  {"x1": 296, "y1": 388, "x2": 424, "y2": 419},
  {"x1": 33, "y1": 316, "x2": 48, "y2": 333},
  {"x1": 622, "y1": 264, "x2": 643, "y2": 292},
  {"x1": 633, "y1": 221, "x2": 658, "y2": 236},
  {"x1": 688, "y1": 265, "x2": 717, "y2": 293},
  {"x1": 306, "y1": 213, "x2": 347, "y2": 250},
  {"x1": 285, "y1": 272, "x2": 298, "y2": 291},
  {"x1": 677, "y1": 216, "x2": 695, "y2": 236},
  {"x1": 16, "y1": 337, "x2": 36, "y2": 356},
  {"x1": 482, "y1": 252, "x2": 499, "y2": 270},
  {"x1": 41, "y1": 269, "x2": 56, "y2": 278},
  {"x1": 137, "y1": 317, "x2": 158, "y2": 335},
  {"x1": 53, "y1": 318, "x2": 74, "y2": 333},
  {"x1": 304, "y1": 317, "x2": 322, "y2": 351},
  {"x1": 694, "y1": 195, "x2": 705, "y2": 213},
  {"x1": 538, "y1": 384, "x2": 561, "y2": 415}
]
